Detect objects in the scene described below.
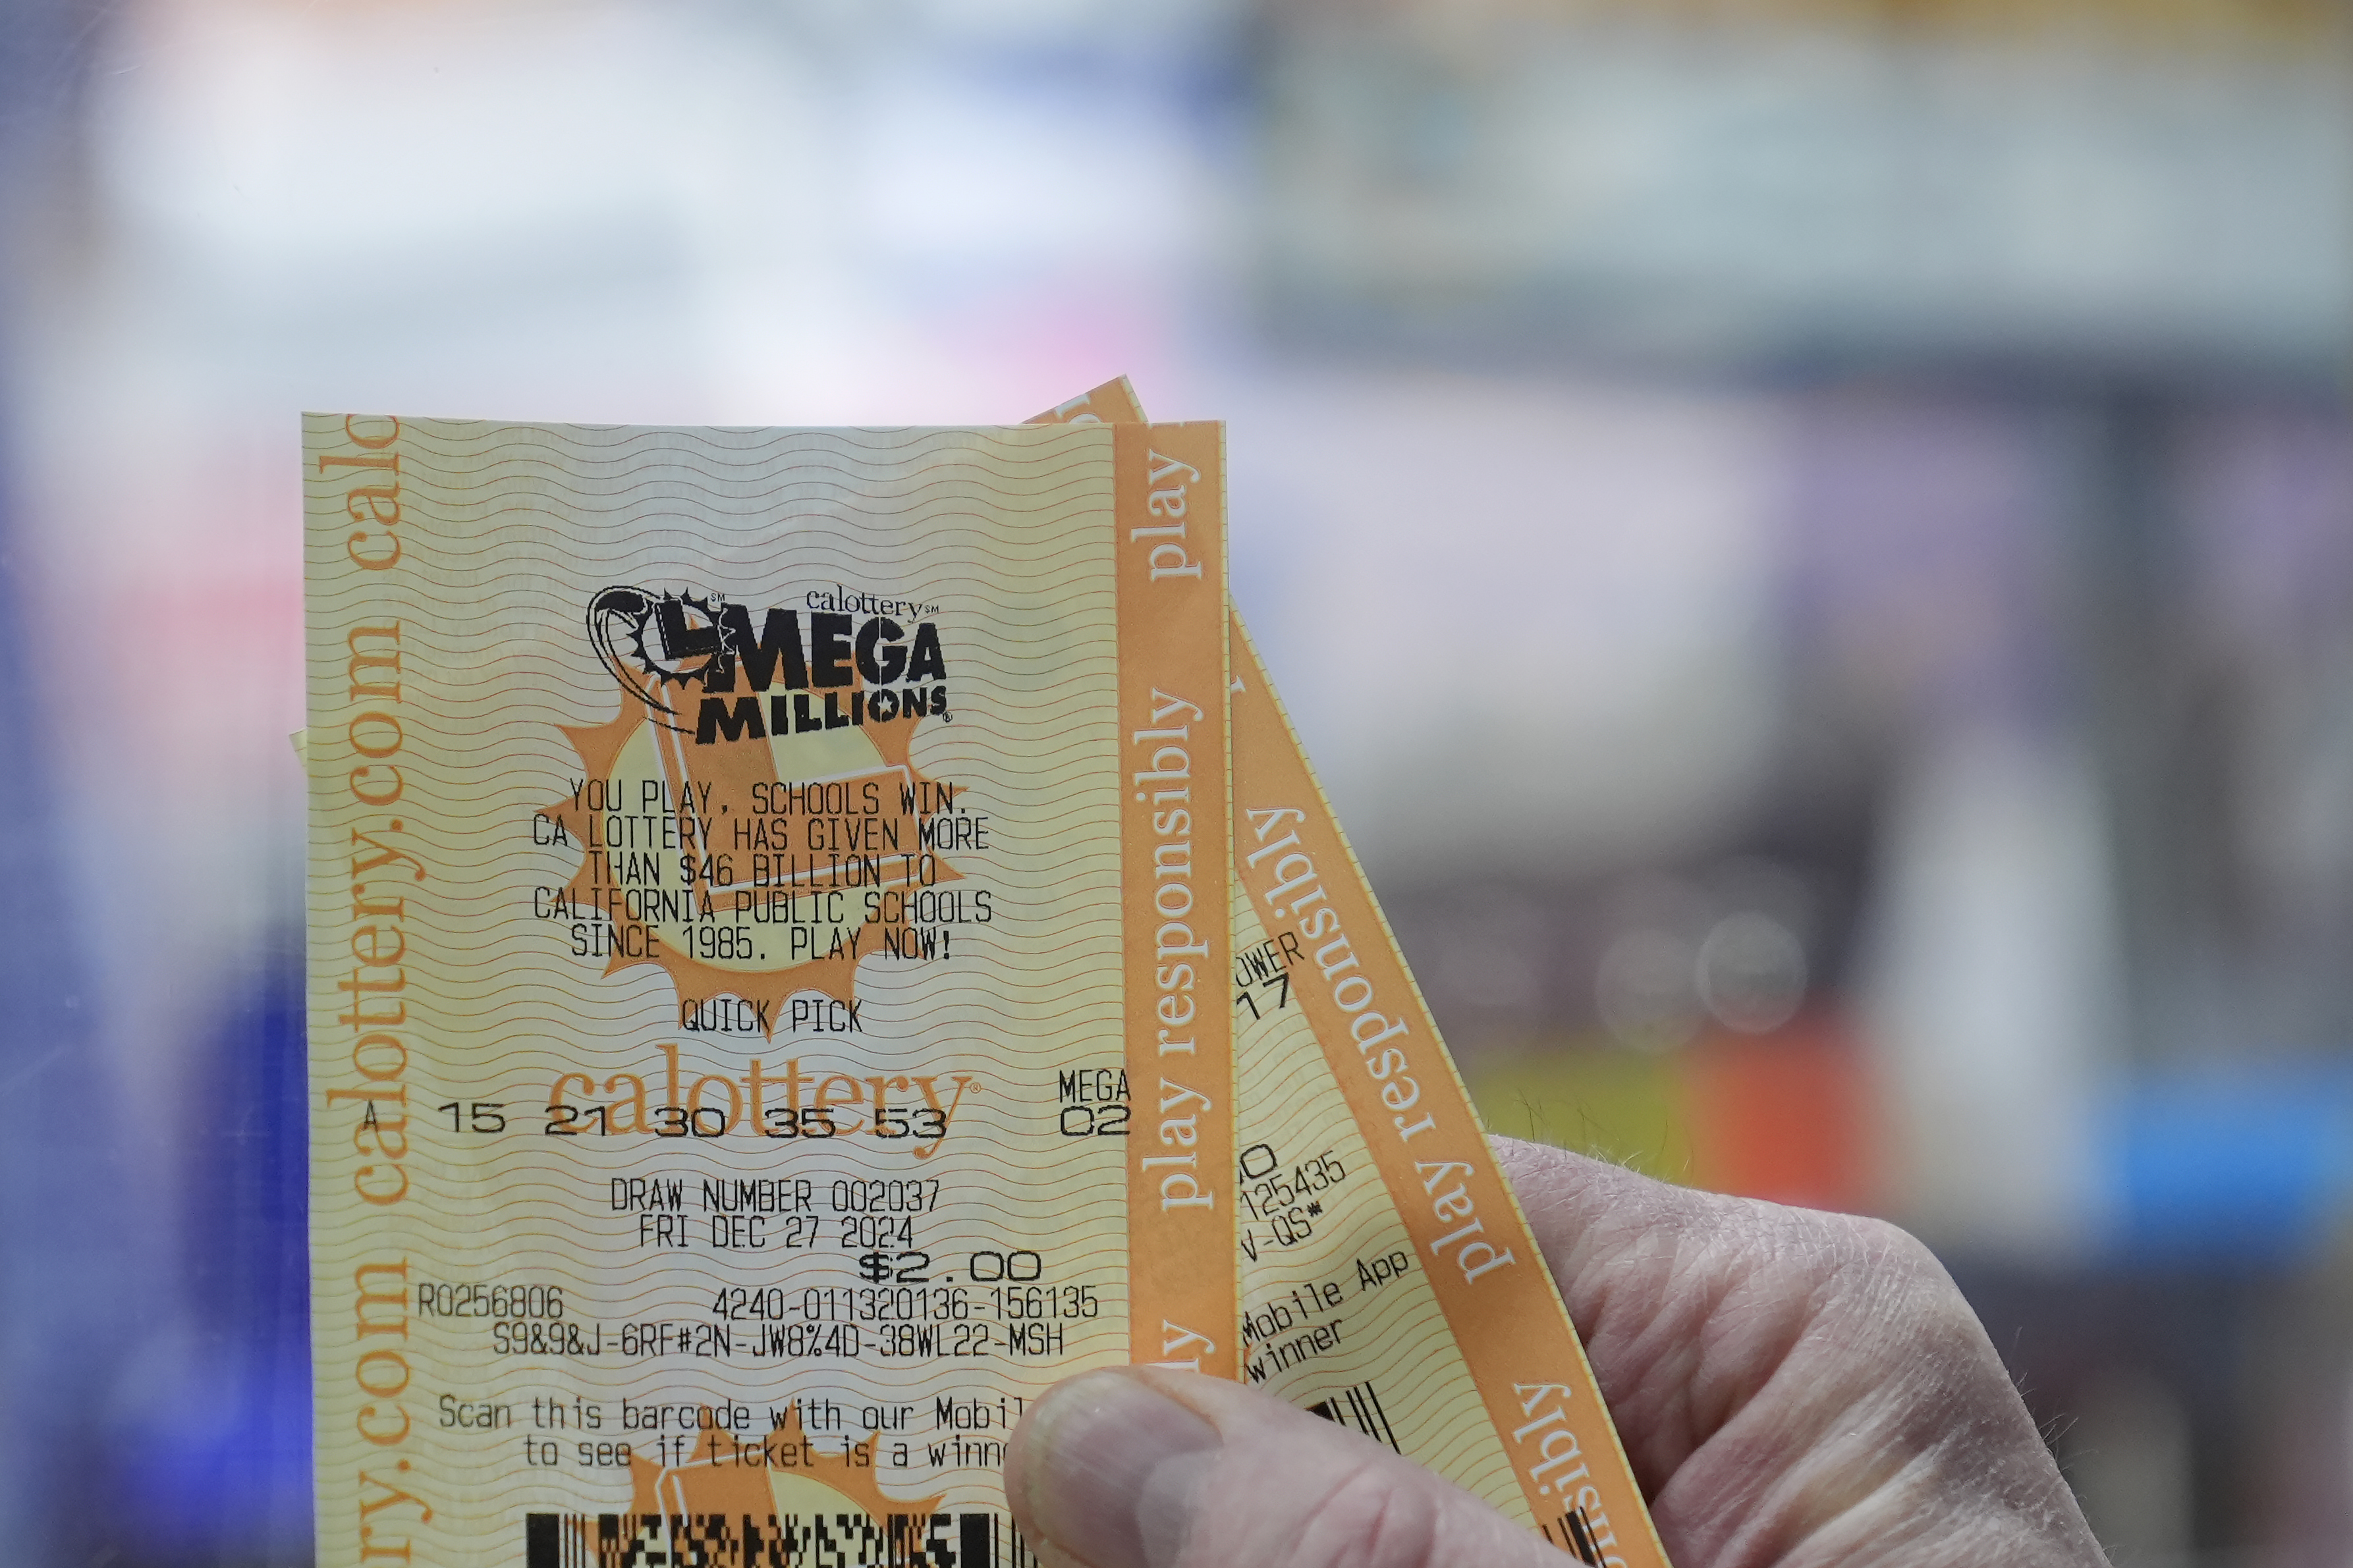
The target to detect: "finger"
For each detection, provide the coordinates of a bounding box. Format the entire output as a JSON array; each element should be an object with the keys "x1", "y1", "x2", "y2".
[
  {"x1": 1493, "y1": 1137, "x2": 2105, "y2": 1567},
  {"x1": 1491, "y1": 1133, "x2": 1731, "y2": 1334},
  {"x1": 1006, "y1": 1366, "x2": 1559, "y2": 1568},
  {"x1": 1493, "y1": 1135, "x2": 1806, "y2": 1478},
  {"x1": 1493, "y1": 1135, "x2": 1973, "y2": 1474}
]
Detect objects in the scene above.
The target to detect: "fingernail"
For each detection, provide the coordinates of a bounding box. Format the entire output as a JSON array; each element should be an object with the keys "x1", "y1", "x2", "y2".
[{"x1": 1020, "y1": 1372, "x2": 1220, "y2": 1568}]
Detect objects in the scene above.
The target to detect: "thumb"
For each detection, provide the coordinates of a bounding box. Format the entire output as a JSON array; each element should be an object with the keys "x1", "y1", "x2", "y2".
[{"x1": 1005, "y1": 1367, "x2": 1559, "y2": 1568}]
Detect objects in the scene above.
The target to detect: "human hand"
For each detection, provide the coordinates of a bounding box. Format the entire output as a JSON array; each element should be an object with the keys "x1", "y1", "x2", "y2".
[{"x1": 1003, "y1": 1136, "x2": 2106, "y2": 1568}]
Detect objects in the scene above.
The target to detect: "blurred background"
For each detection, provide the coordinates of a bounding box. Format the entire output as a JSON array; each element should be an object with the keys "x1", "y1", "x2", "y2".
[{"x1": 3, "y1": 0, "x2": 2350, "y2": 1562}]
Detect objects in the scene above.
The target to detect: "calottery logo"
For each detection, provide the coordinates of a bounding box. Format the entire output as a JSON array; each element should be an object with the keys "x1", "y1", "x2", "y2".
[{"x1": 535, "y1": 583, "x2": 979, "y2": 1035}]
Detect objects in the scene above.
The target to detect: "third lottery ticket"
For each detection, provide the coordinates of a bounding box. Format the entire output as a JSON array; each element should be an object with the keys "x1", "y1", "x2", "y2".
[{"x1": 1036, "y1": 380, "x2": 1671, "y2": 1568}]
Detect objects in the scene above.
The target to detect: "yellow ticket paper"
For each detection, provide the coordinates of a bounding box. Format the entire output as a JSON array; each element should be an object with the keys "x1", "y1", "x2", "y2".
[
  {"x1": 1035, "y1": 382, "x2": 1671, "y2": 1567},
  {"x1": 305, "y1": 416, "x2": 1233, "y2": 1567}
]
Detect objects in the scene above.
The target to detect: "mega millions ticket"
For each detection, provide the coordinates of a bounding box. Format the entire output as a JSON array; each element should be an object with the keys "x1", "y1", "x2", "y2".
[{"x1": 305, "y1": 416, "x2": 1236, "y2": 1565}]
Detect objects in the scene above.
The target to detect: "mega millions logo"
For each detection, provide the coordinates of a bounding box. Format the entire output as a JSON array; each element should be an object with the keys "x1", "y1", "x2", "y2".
[{"x1": 538, "y1": 585, "x2": 966, "y2": 1031}]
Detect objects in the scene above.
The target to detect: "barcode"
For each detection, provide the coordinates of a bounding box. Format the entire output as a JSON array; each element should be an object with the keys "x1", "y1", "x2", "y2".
[
  {"x1": 522, "y1": 1510, "x2": 1039, "y2": 1568},
  {"x1": 1304, "y1": 1380, "x2": 1400, "y2": 1452},
  {"x1": 1541, "y1": 1505, "x2": 1607, "y2": 1565}
]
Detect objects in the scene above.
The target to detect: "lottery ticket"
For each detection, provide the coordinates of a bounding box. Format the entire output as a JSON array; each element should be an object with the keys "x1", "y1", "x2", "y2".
[
  {"x1": 305, "y1": 416, "x2": 1235, "y2": 1566},
  {"x1": 1034, "y1": 381, "x2": 1671, "y2": 1567}
]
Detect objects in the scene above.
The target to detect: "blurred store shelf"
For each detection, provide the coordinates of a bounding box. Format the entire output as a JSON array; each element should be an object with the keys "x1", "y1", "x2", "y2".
[
  {"x1": 1254, "y1": 0, "x2": 2353, "y2": 378},
  {"x1": 1469, "y1": 1014, "x2": 1882, "y2": 1214}
]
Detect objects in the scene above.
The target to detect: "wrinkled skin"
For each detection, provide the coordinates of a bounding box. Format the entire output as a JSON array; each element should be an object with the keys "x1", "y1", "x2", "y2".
[{"x1": 1005, "y1": 1138, "x2": 2106, "y2": 1568}]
